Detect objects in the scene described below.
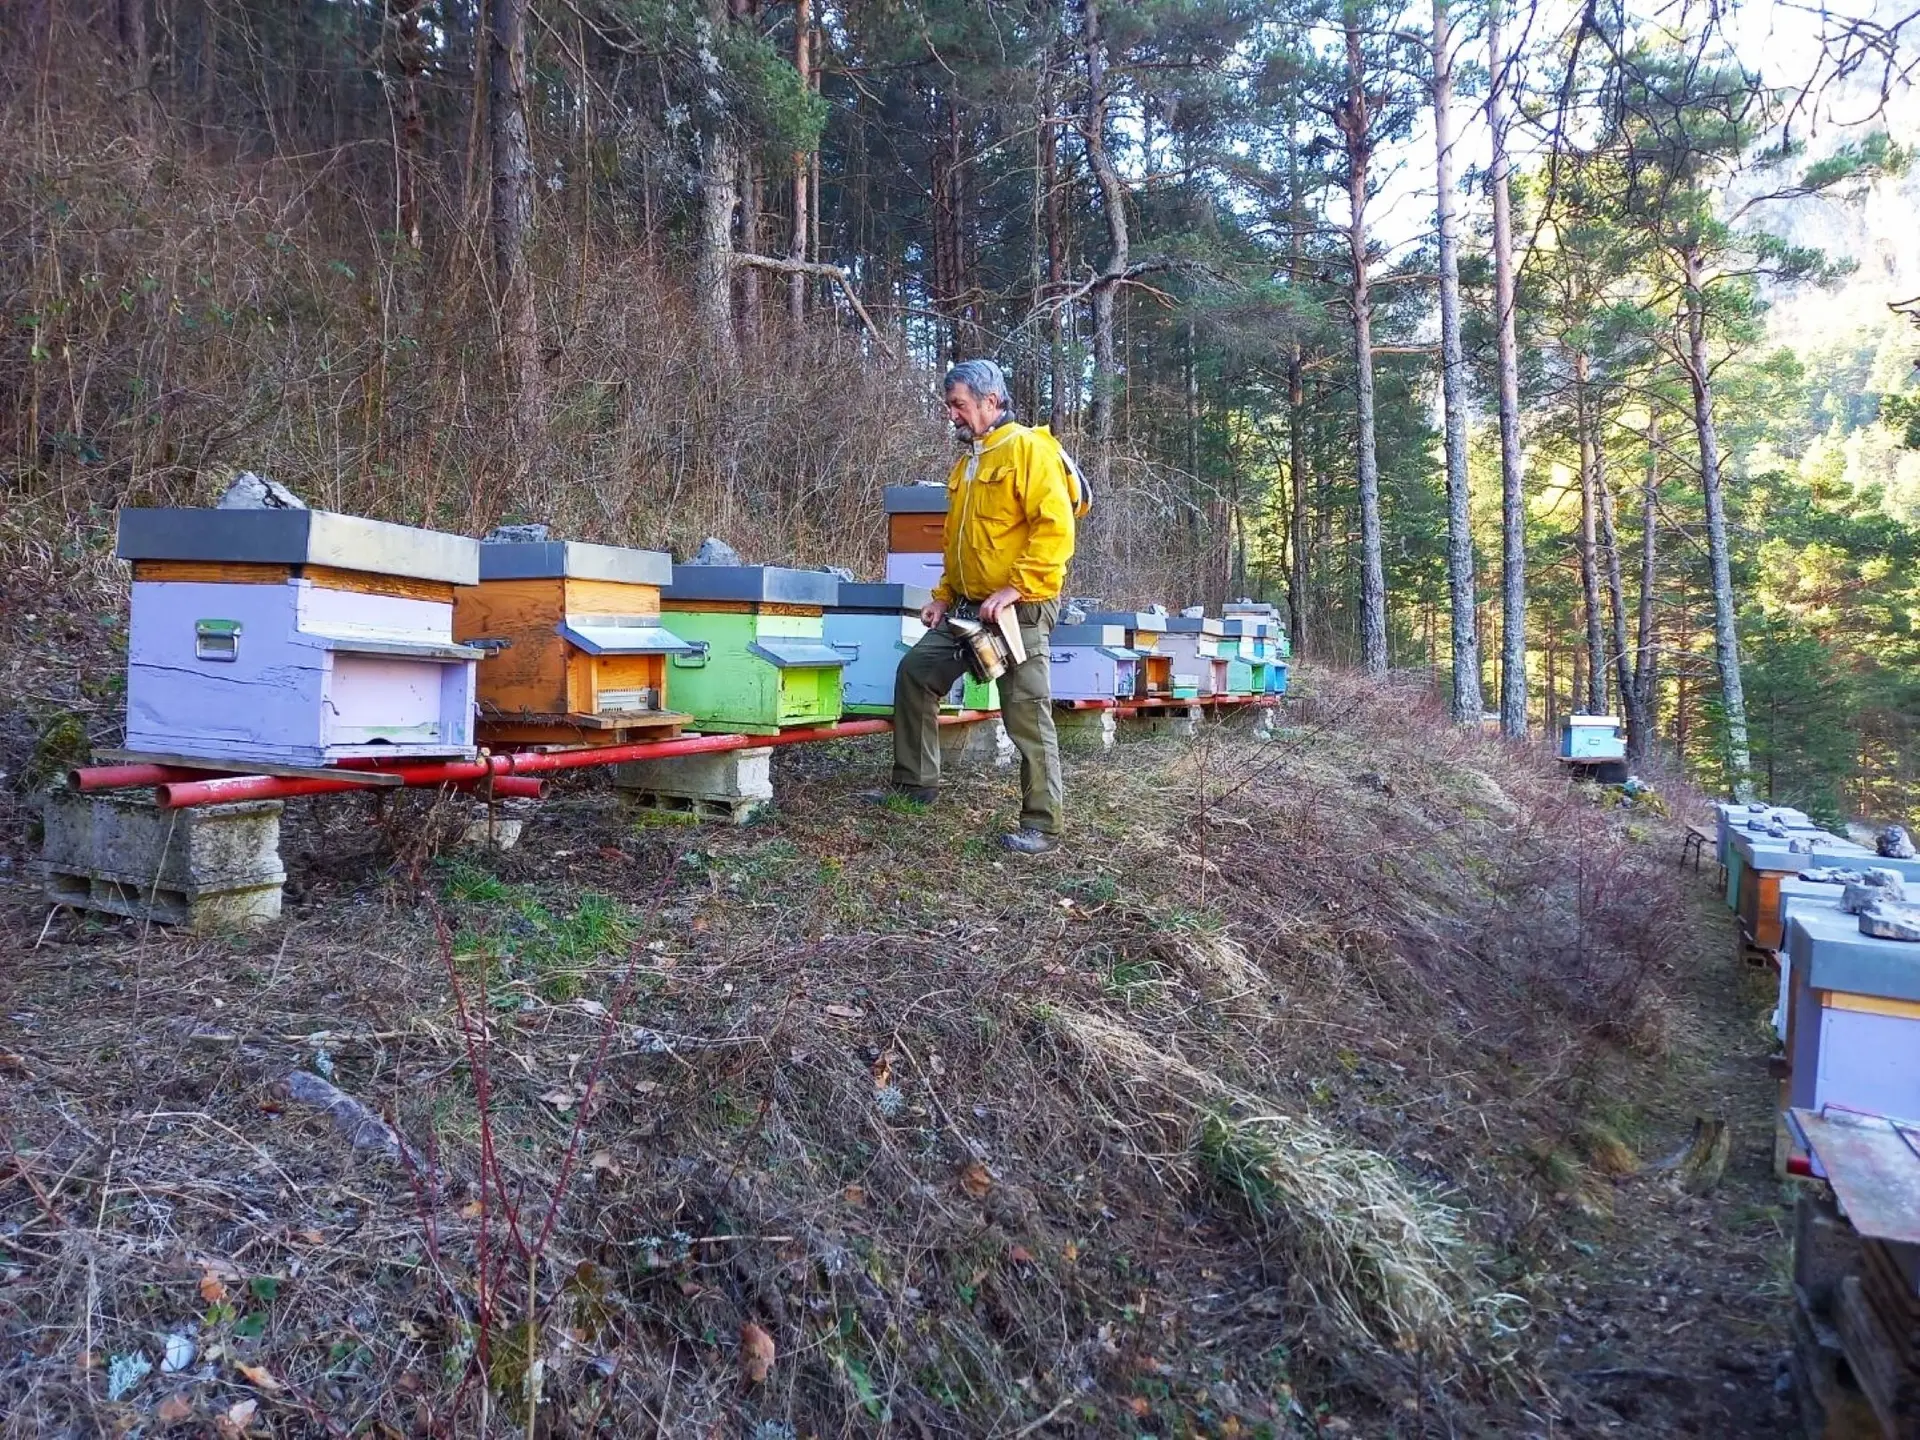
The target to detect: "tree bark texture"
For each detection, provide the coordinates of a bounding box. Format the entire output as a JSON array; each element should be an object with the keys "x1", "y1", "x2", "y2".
[
  {"x1": 1489, "y1": 3, "x2": 1528, "y2": 735},
  {"x1": 1685, "y1": 259, "x2": 1753, "y2": 797},
  {"x1": 1628, "y1": 412, "x2": 1660, "y2": 765},
  {"x1": 1432, "y1": 0, "x2": 1479, "y2": 717},
  {"x1": 1573, "y1": 351, "x2": 1607, "y2": 714},
  {"x1": 489, "y1": 0, "x2": 547, "y2": 503},
  {"x1": 1084, "y1": 0, "x2": 1128, "y2": 475},
  {"x1": 1340, "y1": 14, "x2": 1388, "y2": 676},
  {"x1": 789, "y1": 0, "x2": 811, "y2": 324}
]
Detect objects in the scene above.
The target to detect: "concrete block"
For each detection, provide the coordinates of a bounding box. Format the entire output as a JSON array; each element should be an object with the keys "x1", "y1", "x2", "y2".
[
  {"x1": 1056, "y1": 708, "x2": 1117, "y2": 752},
  {"x1": 41, "y1": 789, "x2": 285, "y2": 931},
  {"x1": 614, "y1": 746, "x2": 773, "y2": 824},
  {"x1": 940, "y1": 719, "x2": 1014, "y2": 770},
  {"x1": 1141, "y1": 704, "x2": 1202, "y2": 740}
]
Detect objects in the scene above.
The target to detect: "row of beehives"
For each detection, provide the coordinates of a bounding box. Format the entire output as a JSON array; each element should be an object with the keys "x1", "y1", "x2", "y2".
[
  {"x1": 113, "y1": 488, "x2": 1288, "y2": 770},
  {"x1": 1722, "y1": 805, "x2": 1920, "y2": 1434}
]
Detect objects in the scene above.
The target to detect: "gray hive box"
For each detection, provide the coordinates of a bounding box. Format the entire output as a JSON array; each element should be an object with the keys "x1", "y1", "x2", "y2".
[
  {"x1": 832, "y1": 583, "x2": 932, "y2": 614},
  {"x1": 1085, "y1": 610, "x2": 1169, "y2": 634},
  {"x1": 662, "y1": 566, "x2": 840, "y2": 606},
  {"x1": 884, "y1": 485, "x2": 950, "y2": 514},
  {"x1": 477, "y1": 538, "x2": 672, "y2": 586},
  {"x1": 118, "y1": 507, "x2": 479, "y2": 585},
  {"x1": 1166, "y1": 614, "x2": 1226, "y2": 636},
  {"x1": 1053, "y1": 622, "x2": 1133, "y2": 650}
]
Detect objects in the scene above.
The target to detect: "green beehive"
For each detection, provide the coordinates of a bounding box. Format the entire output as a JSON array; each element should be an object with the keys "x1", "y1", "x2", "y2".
[{"x1": 660, "y1": 566, "x2": 846, "y2": 734}]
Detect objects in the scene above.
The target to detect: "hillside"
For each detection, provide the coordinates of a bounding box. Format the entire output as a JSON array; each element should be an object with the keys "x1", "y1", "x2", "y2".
[{"x1": 0, "y1": 673, "x2": 1797, "y2": 1438}]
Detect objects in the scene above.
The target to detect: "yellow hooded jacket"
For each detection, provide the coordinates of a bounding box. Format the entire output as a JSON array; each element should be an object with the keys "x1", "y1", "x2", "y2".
[{"x1": 932, "y1": 420, "x2": 1077, "y2": 605}]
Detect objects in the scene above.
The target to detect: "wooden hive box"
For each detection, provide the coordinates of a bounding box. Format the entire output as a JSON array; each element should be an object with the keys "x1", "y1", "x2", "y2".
[
  {"x1": 1224, "y1": 601, "x2": 1293, "y2": 661},
  {"x1": 454, "y1": 538, "x2": 692, "y2": 746},
  {"x1": 1783, "y1": 906, "x2": 1920, "y2": 1145},
  {"x1": 885, "y1": 485, "x2": 947, "y2": 591},
  {"x1": 117, "y1": 507, "x2": 481, "y2": 767},
  {"x1": 1729, "y1": 823, "x2": 1863, "y2": 927},
  {"x1": 1048, "y1": 622, "x2": 1140, "y2": 702},
  {"x1": 660, "y1": 565, "x2": 846, "y2": 734},
  {"x1": 1086, "y1": 610, "x2": 1171, "y2": 699},
  {"x1": 821, "y1": 584, "x2": 998, "y2": 715},
  {"x1": 1716, "y1": 800, "x2": 1812, "y2": 877},
  {"x1": 825, "y1": 582, "x2": 929, "y2": 713},
  {"x1": 1163, "y1": 615, "x2": 1231, "y2": 697}
]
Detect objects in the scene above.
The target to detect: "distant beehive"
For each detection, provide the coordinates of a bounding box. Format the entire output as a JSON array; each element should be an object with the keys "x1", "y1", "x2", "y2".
[
  {"x1": 117, "y1": 507, "x2": 481, "y2": 766},
  {"x1": 1163, "y1": 615, "x2": 1229, "y2": 697},
  {"x1": 660, "y1": 565, "x2": 847, "y2": 733},
  {"x1": 884, "y1": 485, "x2": 946, "y2": 591},
  {"x1": 1559, "y1": 715, "x2": 1626, "y2": 760},
  {"x1": 453, "y1": 539, "x2": 693, "y2": 746},
  {"x1": 1048, "y1": 622, "x2": 1140, "y2": 702},
  {"x1": 1085, "y1": 611, "x2": 1171, "y2": 699}
]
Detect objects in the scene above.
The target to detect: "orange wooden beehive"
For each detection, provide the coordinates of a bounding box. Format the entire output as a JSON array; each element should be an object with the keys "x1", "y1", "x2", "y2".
[{"x1": 453, "y1": 538, "x2": 692, "y2": 746}]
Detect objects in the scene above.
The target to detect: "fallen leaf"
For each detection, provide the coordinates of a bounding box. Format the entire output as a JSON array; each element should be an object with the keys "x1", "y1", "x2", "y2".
[
  {"x1": 1008, "y1": 1245, "x2": 1034, "y2": 1264},
  {"x1": 691, "y1": 915, "x2": 711, "y2": 932},
  {"x1": 1128, "y1": 1397, "x2": 1152, "y2": 1418},
  {"x1": 575, "y1": 998, "x2": 608, "y2": 1017},
  {"x1": 540, "y1": 1084, "x2": 587, "y2": 1112},
  {"x1": 199, "y1": 1273, "x2": 230, "y2": 1304},
  {"x1": 739, "y1": 1321, "x2": 775, "y2": 1384},
  {"x1": 959, "y1": 1162, "x2": 993, "y2": 1199},
  {"x1": 871, "y1": 1052, "x2": 895, "y2": 1088},
  {"x1": 843, "y1": 1185, "x2": 866, "y2": 1207},
  {"x1": 158, "y1": 1391, "x2": 194, "y2": 1424},
  {"x1": 632, "y1": 1080, "x2": 661, "y2": 1096},
  {"x1": 189, "y1": 1254, "x2": 245, "y2": 1282},
  {"x1": 237, "y1": 1362, "x2": 282, "y2": 1390},
  {"x1": 589, "y1": 1150, "x2": 620, "y2": 1176},
  {"x1": 0, "y1": 1051, "x2": 29, "y2": 1075},
  {"x1": 459, "y1": 1199, "x2": 484, "y2": 1220},
  {"x1": 294, "y1": 1228, "x2": 324, "y2": 1245},
  {"x1": 597, "y1": 846, "x2": 626, "y2": 863},
  {"x1": 1062, "y1": 1241, "x2": 1080, "y2": 1264},
  {"x1": 823, "y1": 1004, "x2": 864, "y2": 1021},
  {"x1": 217, "y1": 1398, "x2": 258, "y2": 1438}
]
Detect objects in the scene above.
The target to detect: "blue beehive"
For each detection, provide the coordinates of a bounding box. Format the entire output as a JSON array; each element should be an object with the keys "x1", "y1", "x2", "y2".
[
  {"x1": 1224, "y1": 601, "x2": 1292, "y2": 660},
  {"x1": 825, "y1": 583, "x2": 927, "y2": 713},
  {"x1": 1049, "y1": 622, "x2": 1140, "y2": 701},
  {"x1": 1560, "y1": 715, "x2": 1626, "y2": 760}
]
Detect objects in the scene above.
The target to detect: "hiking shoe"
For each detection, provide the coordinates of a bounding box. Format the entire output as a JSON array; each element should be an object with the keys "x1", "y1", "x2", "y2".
[
  {"x1": 860, "y1": 785, "x2": 937, "y2": 806},
  {"x1": 1001, "y1": 828, "x2": 1060, "y2": 855}
]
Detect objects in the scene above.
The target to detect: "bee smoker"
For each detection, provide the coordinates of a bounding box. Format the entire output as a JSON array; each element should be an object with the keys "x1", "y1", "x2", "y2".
[{"x1": 945, "y1": 602, "x2": 1023, "y2": 682}]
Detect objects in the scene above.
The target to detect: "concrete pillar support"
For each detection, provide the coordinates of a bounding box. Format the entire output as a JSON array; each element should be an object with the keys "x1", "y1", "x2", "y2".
[
  {"x1": 940, "y1": 719, "x2": 1015, "y2": 771},
  {"x1": 614, "y1": 746, "x2": 774, "y2": 823},
  {"x1": 41, "y1": 789, "x2": 286, "y2": 931}
]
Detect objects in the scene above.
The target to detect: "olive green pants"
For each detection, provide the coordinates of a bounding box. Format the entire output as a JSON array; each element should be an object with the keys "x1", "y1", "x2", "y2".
[{"x1": 892, "y1": 600, "x2": 1063, "y2": 835}]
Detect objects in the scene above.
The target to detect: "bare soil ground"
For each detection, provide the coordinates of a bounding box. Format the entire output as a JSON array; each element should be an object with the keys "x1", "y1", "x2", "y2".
[{"x1": 0, "y1": 672, "x2": 1800, "y2": 1438}]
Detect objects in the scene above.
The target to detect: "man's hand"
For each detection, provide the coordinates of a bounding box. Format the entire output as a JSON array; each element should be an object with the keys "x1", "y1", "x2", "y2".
[
  {"x1": 921, "y1": 598, "x2": 950, "y2": 629},
  {"x1": 978, "y1": 586, "x2": 1022, "y2": 623}
]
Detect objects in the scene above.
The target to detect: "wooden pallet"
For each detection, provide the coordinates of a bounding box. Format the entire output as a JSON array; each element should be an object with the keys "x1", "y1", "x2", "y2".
[
  {"x1": 1837, "y1": 1274, "x2": 1920, "y2": 1437},
  {"x1": 1794, "y1": 1285, "x2": 1886, "y2": 1438}
]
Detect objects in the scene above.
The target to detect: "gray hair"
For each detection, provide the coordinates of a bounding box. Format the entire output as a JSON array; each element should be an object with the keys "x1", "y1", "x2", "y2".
[{"x1": 943, "y1": 359, "x2": 1011, "y2": 412}]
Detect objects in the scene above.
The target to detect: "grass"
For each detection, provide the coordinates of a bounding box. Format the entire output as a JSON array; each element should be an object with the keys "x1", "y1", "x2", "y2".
[{"x1": 0, "y1": 670, "x2": 1744, "y2": 1437}]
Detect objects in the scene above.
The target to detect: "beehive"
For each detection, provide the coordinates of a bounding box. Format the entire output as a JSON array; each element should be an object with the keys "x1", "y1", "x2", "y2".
[
  {"x1": 1085, "y1": 611, "x2": 1172, "y2": 699},
  {"x1": 825, "y1": 583, "x2": 929, "y2": 713},
  {"x1": 1783, "y1": 905, "x2": 1920, "y2": 1137},
  {"x1": 822, "y1": 585, "x2": 1001, "y2": 715},
  {"x1": 1559, "y1": 715, "x2": 1627, "y2": 760},
  {"x1": 1221, "y1": 616, "x2": 1277, "y2": 693},
  {"x1": 453, "y1": 538, "x2": 692, "y2": 746},
  {"x1": 659, "y1": 566, "x2": 846, "y2": 734},
  {"x1": 117, "y1": 507, "x2": 480, "y2": 766},
  {"x1": 885, "y1": 485, "x2": 947, "y2": 594},
  {"x1": 1224, "y1": 600, "x2": 1293, "y2": 671},
  {"x1": 1160, "y1": 614, "x2": 1230, "y2": 699},
  {"x1": 1048, "y1": 622, "x2": 1140, "y2": 702},
  {"x1": 1727, "y1": 819, "x2": 1858, "y2": 918}
]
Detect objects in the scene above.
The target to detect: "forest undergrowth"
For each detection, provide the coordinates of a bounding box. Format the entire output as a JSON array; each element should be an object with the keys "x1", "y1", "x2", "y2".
[{"x1": 0, "y1": 670, "x2": 1783, "y2": 1439}]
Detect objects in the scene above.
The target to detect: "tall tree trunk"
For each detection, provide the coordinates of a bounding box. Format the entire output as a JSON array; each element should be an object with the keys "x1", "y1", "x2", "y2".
[
  {"x1": 1627, "y1": 411, "x2": 1660, "y2": 764},
  {"x1": 1573, "y1": 351, "x2": 1607, "y2": 713},
  {"x1": 695, "y1": 130, "x2": 740, "y2": 355},
  {"x1": 1340, "y1": 13, "x2": 1388, "y2": 676},
  {"x1": 388, "y1": 0, "x2": 426, "y2": 250},
  {"x1": 489, "y1": 0, "x2": 547, "y2": 507},
  {"x1": 739, "y1": 152, "x2": 763, "y2": 347},
  {"x1": 1684, "y1": 254, "x2": 1753, "y2": 797},
  {"x1": 789, "y1": 0, "x2": 811, "y2": 324},
  {"x1": 1432, "y1": 0, "x2": 1479, "y2": 717},
  {"x1": 1083, "y1": 0, "x2": 1127, "y2": 479},
  {"x1": 1597, "y1": 435, "x2": 1633, "y2": 739},
  {"x1": 1043, "y1": 71, "x2": 1067, "y2": 428},
  {"x1": 1489, "y1": 1, "x2": 1528, "y2": 736},
  {"x1": 1286, "y1": 91, "x2": 1310, "y2": 653}
]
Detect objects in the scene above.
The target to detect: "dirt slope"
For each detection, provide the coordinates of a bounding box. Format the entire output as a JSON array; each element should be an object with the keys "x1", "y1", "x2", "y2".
[{"x1": 0, "y1": 674, "x2": 1794, "y2": 1438}]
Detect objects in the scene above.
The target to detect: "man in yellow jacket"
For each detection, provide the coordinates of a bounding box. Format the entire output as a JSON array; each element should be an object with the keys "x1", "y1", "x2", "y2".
[{"x1": 888, "y1": 360, "x2": 1076, "y2": 854}]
